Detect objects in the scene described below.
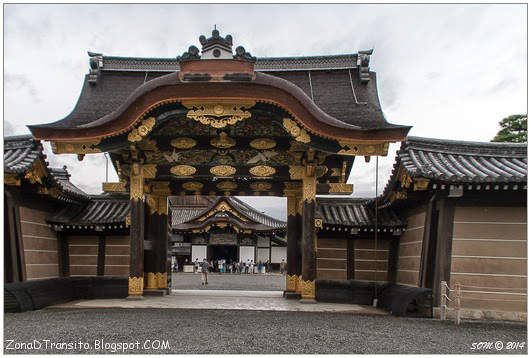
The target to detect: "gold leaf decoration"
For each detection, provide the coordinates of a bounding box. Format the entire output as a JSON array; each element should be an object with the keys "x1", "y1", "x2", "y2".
[
  {"x1": 171, "y1": 165, "x2": 196, "y2": 176},
  {"x1": 300, "y1": 279, "x2": 315, "y2": 299},
  {"x1": 182, "y1": 182, "x2": 203, "y2": 191},
  {"x1": 249, "y1": 165, "x2": 276, "y2": 177},
  {"x1": 337, "y1": 141, "x2": 389, "y2": 156},
  {"x1": 4, "y1": 174, "x2": 21, "y2": 186},
  {"x1": 210, "y1": 165, "x2": 236, "y2": 177},
  {"x1": 156, "y1": 272, "x2": 167, "y2": 289},
  {"x1": 282, "y1": 118, "x2": 310, "y2": 143},
  {"x1": 182, "y1": 100, "x2": 256, "y2": 128},
  {"x1": 210, "y1": 132, "x2": 236, "y2": 148},
  {"x1": 216, "y1": 181, "x2": 238, "y2": 191},
  {"x1": 51, "y1": 138, "x2": 102, "y2": 154},
  {"x1": 102, "y1": 181, "x2": 127, "y2": 193},
  {"x1": 250, "y1": 182, "x2": 272, "y2": 191},
  {"x1": 145, "y1": 272, "x2": 157, "y2": 289},
  {"x1": 170, "y1": 137, "x2": 197, "y2": 149},
  {"x1": 128, "y1": 276, "x2": 144, "y2": 295},
  {"x1": 128, "y1": 117, "x2": 156, "y2": 143},
  {"x1": 250, "y1": 138, "x2": 276, "y2": 150}
]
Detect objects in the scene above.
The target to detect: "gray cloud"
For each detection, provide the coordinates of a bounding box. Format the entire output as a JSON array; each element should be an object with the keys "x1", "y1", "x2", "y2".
[{"x1": 4, "y1": 4, "x2": 526, "y2": 217}]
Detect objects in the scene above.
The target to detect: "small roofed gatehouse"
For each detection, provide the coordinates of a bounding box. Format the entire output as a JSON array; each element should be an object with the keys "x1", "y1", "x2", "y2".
[{"x1": 169, "y1": 196, "x2": 287, "y2": 271}]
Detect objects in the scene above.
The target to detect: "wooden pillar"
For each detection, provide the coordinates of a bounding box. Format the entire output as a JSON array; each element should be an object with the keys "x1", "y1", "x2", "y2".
[
  {"x1": 145, "y1": 184, "x2": 170, "y2": 292},
  {"x1": 387, "y1": 238, "x2": 399, "y2": 284},
  {"x1": 347, "y1": 238, "x2": 355, "y2": 280},
  {"x1": 300, "y1": 171, "x2": 317, "y2": 302},
  {"x1": 144, "y1": 211, "x2": 157, "y2": 289},
  {"x1": 285, "y1": 195, "x2": 301, "y2": 297},
  {"x1": 4, "y1": 189, "x2": 25, "y2": 282},
  {"x1": 57, "y1": 232, "x2": 70, "y2": 277},
  {"x1": 97, "y1": 235, "x2": 106, "y2": 276},
  {"x1": 128, "y1": 162, "x2": 145, "y2": 298},
  {"x1": 432, "y1": 197, "x2": 456, "y2": 307}
]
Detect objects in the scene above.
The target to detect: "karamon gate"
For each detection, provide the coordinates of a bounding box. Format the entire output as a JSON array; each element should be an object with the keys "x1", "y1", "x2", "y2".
[{"x1": 29, "y1": 30, "x2": 410, "y2": 300}]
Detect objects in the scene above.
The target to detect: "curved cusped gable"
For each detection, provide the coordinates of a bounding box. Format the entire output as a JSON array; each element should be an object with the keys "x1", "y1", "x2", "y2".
[{"x1": 29, "y1": 70, "x2": 409, "y2": 144}]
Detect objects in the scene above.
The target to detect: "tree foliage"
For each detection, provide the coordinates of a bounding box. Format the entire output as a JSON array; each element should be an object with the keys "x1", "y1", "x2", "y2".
[{"x1": 491, "y1": 114, "x2": 527, "y2": 143}]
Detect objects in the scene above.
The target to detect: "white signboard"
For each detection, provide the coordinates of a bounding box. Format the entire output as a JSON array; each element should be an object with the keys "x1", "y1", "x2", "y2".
[
  {"x1": 239, "y1": 246, "x2": 255, "y2": 263},
  {"x1": 191, "y1": 245, "x2": 207, "y2": 262},
  {"x1": 271, "y1": 246, "x2": 287, "y2": 263}
]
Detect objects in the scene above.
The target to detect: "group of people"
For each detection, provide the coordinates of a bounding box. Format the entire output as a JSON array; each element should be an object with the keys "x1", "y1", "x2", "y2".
[
  {"x1": 196, "y1": 258, "x2": 286, "y2": 286},
  {"x1": 193, "y1": 258, "x2": 277, "y2": 274}
]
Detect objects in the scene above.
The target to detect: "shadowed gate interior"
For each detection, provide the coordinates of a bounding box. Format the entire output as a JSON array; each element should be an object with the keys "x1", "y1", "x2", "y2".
[{"x1": 209, "y1": 246, "x2": 238, "y2": 263}]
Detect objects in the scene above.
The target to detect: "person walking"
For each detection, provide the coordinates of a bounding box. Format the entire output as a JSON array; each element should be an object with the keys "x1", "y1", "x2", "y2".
[
  {"x1": 250, "y1": 260, "x2": 255, "y2": 274},
  {"x1": 258, "y1": 261, "x2": 263, "y2": 274},
  {"x1": 200, "y1": 258, "x2": 209, "y2": 285},
  {"x1": 280, "y1": 259, "x2": 286, "y2": 274},
  {"x1": 245, "y1": 259, "x2": 249, "y2": 274}
]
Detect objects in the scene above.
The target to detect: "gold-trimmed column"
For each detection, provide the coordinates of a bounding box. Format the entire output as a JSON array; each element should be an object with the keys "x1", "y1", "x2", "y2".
[
  {"x1": 285, "y1": 195, "x2": 302, "y2": 298},
  {"x1": 128, "y1": 162, "x2": 145, "y2": 299},
  {"x1": 144, "y1": 181, "x2": 170, "y2": 293},
  {"x1": 300, "y1": 169, "x2": 317, "y2": 302}
]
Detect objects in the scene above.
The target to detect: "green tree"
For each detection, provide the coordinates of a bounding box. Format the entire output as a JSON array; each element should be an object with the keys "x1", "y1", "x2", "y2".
[{"x1": 492, "y1": 114, "x2": 527, "y2": 143}]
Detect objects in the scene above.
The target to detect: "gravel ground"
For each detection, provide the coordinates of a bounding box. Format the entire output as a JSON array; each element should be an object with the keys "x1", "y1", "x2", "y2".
[
  {"x1": 4, "y1": 308, "x2": 527, "y2": 354},
  {"x1": 171, "y1": 272, "x2": 285, "y2": 291}
]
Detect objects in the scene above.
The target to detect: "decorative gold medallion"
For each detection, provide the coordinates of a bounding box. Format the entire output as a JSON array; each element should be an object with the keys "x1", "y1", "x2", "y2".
[
  {"x1": 210, "y1": 165, "x2": 236, "y2": 177},
  {"x1": 249, "y1": 165, "x2": 276, "y2": 177},
  {"x1": 250, "y1": 182, "x2": 272, "y2": 191},
  {"x1": 250, "y1": 138, "x2": 276, "y2": 150},
  {"x1": 210, "y1": 132, "x2": 236, "y2": 148},
  {"x1": 283, "y1": 118, "x2": 310, "y2": 143},
  {"x1": 182, "y1": 182, "x2": 203, "y2": 191},
  {"x1": 171, "y1": 137, "x2": 197, "y2": 149},
  {"x1": 182, "y1": 100, "x2": 256, "y2": 128},
  {"x1": 216, "y1": 181, "x2": 238, "y2": 191},
  {"x1": 171, "y1": 165, "x2": 196, "y2": 176}
]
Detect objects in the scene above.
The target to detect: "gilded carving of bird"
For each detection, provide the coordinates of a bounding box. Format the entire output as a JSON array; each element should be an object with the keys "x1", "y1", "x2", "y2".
[{"x1": 163, "y1": 150, "x2": 181, "y2": 163}]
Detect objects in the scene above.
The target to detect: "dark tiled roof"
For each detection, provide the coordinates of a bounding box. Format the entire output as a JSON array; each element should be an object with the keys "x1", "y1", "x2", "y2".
[
  {"x1": 101, "y1": 54, "x2": 358, "y2": 72},
  {"x1": 4, "y1": 135, "x2": 45, "y2": 174},
  {"x1": 170, "y1": 196, "x2": 217, "y2": 226},
  {"x1": 396, "y1": 136, "x2": 527, "y2": 183},
  {"x1": 171, "y1": 196, "x2": 286, "y2": 230},
  {"x1": 29, "y1": 53, "x2": 409, "y2": 135},
  {"x1": 316, "y1": 198, "x2": 405, "y2": 229},
  {"x1": 48, "y1": 193, "x2": 130, "y2": 225},
  {"x1": 229, "y1": 197, "x2": 286, "y2": 229},
  {"x1": 48, "y1": 167, "x2": 91, "y2": 202}
]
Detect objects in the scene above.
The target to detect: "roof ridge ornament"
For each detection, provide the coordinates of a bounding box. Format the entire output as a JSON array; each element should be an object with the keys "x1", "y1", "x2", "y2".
[
  {"x1": 179, "y1": 28, "x2": 255, "y2": 63},
  {"x1": 357, "y1": 49, "x2": 373, "y2": 83},
  {"x1": 87, "y1": 51, "x2": 103, "y2": 85}
]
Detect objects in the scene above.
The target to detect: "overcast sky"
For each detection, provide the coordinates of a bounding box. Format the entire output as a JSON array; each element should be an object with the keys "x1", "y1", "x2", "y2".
[{"x1": 4, "y1": 4, "x2": 527, "y2": 220}]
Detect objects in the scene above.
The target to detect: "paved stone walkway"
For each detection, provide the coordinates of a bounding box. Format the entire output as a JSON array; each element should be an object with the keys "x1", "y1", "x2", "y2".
[
  {"x1": 171, "y1": 272, "x2": 285, "y2": 291},
  {"x1": 51, "y1": 289, "x2": 386, "y2": 315}
]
